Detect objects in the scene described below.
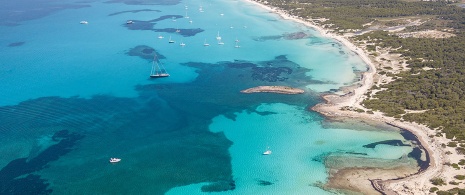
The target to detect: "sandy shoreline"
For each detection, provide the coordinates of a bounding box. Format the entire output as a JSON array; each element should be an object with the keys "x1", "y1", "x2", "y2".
[
  {"x1": 245, "y1": 0, "x2": 460, "y2": 194},
  {"x1": 240, "y1": 86, "x2": 304, "y2": 94}
]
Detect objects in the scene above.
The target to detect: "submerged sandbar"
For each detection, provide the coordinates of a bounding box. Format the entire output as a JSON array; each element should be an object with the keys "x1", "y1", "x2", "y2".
[{"x1": 241, "y1": 86, "x2": 304, "y2": 94}]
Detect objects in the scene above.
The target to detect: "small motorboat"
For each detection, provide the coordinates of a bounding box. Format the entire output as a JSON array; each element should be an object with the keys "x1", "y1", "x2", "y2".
[
  {"x1": 262, "y1": 147, "x2": 271, "y2": 155},
  {"x1": 109, "y1": 158, "x2": 121, "y2": 163},
  {"x1": 126, "y1": 20, "x2": 134, "y2": 24},
  {"x1": 80, "y1": 21, "x2": 88, "y2": 24}
]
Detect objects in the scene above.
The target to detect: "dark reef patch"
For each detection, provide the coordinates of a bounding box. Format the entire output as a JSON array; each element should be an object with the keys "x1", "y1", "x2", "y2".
[
  {"x1": 153, "y1": 28, "x2": 204, "y2": 37},
  {"x1": 398, "y1": 129, "x2": 430, "y2": 171},
  {"x1": 8, "y1": 42, "x2": 25, "y2": 47},
  {"x1": 0, "y1": 0, "x2": 89, "y2": 26},
  {"x1": 121, "y1": 15, "x2": 204, "y2": 36},
  {"x1": 108, "y1": 9, "x2": 161, "y2": 16},
  {"x1": 0, "y1": 55, "x2": 319, "y2": 194},
  {"x1": 345, "y1": 152, "x2": 368, "y2": 155},
  {"x1": 0, "y1": 130, "x2": 84, "y2": 195},
  {"x1": 257, "y1": 180, "x2": 274, "y2": 186},
  {"x1": 252, "y1": 66, "x2": 292, "y2": 82},
  {"x1": 362, "y1": 140, "x2": 410, "y2": 148},
  {"x1": 126, "y1": 45, "x2": 166, "y2": 60}
]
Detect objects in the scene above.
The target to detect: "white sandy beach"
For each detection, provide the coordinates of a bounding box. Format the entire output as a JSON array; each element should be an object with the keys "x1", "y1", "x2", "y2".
[{"x1": 246, "y1": 0, "x2": 464, "y2": 194}]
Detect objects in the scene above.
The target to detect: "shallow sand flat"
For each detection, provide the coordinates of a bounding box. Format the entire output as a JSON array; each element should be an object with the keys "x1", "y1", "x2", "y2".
[{"x1": 240, "y1": 86, "x2": 304, "y2": 94}]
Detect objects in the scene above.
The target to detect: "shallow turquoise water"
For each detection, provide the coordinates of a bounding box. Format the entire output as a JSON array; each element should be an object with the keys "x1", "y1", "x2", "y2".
[{"x1": 0, "y1": 0, "x2": 421, "y2": 194}]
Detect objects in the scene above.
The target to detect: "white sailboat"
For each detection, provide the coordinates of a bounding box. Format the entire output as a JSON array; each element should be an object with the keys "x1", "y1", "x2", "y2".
[
  {"x1": 218, "y1": 40, "x2": 224, "y2": 45},
  {"x1": 185, "y1": 11, "x2": 189, "y2": 19},
  {"x1": 262, "y1": 147, "x2": 271, "y2": 155},
  {"x1": 169, "y1": 36, "x2": 175, "y2": 43},
  {"x1": 180, "y1": 40, "x2": 186, "y2": 46},
  {"x1": 150, "y1": 54, "x2": 170, "y2": 78},
  {"x1": 203, "y1": 39, "x2": 210, "y2": 46},
  {"x1": 216, "y1": 31, "x2": 221, "y2": 40},
  {"x1": 234, "y1": 42, "x2": 240, "y2": 48}
]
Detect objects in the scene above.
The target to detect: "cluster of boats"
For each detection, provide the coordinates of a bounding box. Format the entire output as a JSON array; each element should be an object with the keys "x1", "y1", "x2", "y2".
[{"x1": 159, "y1": 31, "x2": 241, "y2": 48}]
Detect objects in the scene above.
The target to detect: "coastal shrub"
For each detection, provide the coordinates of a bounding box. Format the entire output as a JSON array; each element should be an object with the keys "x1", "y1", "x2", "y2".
[
  {"x1": 451, "y1": 163, "x2": 460, "y2": 170},
  {"x1": 355, "y1": 108, "x2": 365, "y2": 113},
  {"x1": 436, "y1": 191, "x2": 453, "y2": 195},
  {"x1": 441, "y1": 143, "x2": 447, "y2": 148},
  {"x1": 459, "y1": 159, "x2": 465, "y2": 166},
  {"x1": 430, "y1": 187, "x2": 439, "y2": 192},
  {"x1": 456, "y1": 147, "x2": 465, "y2": 155},
  {"x1": 430, "y1": 177, "x2": 446, "y2": 186},
  {"x1": 445, "y1": 151, "x2": 452, "y2": 155},
  {"x1": 367, "y1": 110, "x2": 374, "y2": 114},
  {"x1": 449, "y1": 181, "x2": 459, "y2": 185},
  {"x1": 454, "y1": 175, "x2": 465, "y2": 180},
  {"x1": 448, "y1": 142, "x2": 458, "y2": 147}
]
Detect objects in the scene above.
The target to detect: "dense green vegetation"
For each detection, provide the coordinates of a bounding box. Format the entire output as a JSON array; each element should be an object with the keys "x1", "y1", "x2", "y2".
[
  {"x1": 358, "y1": 31, "x2": 465, "y2": 140},
  {"x1": 261, "y1": 0, "x2": 465, "y2": 193},
  {"x1": 260, "y1": 0, "x2": 465, "y2": 141},
  {"x1": 258, "y1": 0, "x2": 465, "y2": 30}
]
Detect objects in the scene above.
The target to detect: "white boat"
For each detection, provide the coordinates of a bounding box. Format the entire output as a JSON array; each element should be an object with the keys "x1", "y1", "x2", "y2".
[
  {"x1": 126, "y1": 20, "x2": 134, "y2": 24},
  {"x1": 185, "y1": 11, "x2": 189, "y2": 19},
  {"x1": 169, "y1": 36, "x2": 175, "y2": 43},
  {"x1": 150, "y1": 54, "x2": 170, "y2": 78},
  {"x1": 262, "y1": 147, "x2": 271, "y2": 155},
  {"x1": 158, "y1": 34, "x2": 164, "y2": 39},
  {"x1": 80, "y1": 21, "x2": 88, "y2": 24},
  {"x1": 235, "y1": 38, "x2": 240, "y2": 42},
  {"x1": 203, "y1": 39, "x2": 210, "y2": 46},
  {"x1": 216, "y1": 31, "x2": 221, "y2": 40},
  {"x1": 189, "y1": 19, "x2": 193, "y2": 23},
  {"x1": 234, "y1": 42, "x2": 240, "y2": 48},
  {"x1": 218, "y1": 41, "x2": 224, "y2": 45},
  {"x1": 109, "y1": 158, "x2": 121, "y2": 163},
  {"x1": 199, "y1": 5, "x2": 204, "y2": 12},
  {"x1": 180, "y1": 40, "x2": 186, "y2": 46}
]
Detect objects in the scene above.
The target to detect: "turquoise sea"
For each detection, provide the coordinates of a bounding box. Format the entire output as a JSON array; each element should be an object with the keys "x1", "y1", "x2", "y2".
[{"x1": 0, "y1": 0, "x2": 425, "y2": 194}]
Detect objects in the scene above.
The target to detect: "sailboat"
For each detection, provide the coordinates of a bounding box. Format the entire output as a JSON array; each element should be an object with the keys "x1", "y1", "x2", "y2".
[
  {"x1": 216, "y1": 31, "x2": 221, "y2": 40},
  {"x1": 203, "y1": 39, "x2": 210, "y2": 46},
  {"x1": 234, "y1": 41, "x2": 240, "y2": 48},
  {"x1": 169, "y1": 36, "x2": 175, "y2": 43},
  {"x1": 218, "y1": 40, "x2": 224, "y2": 45},
  {"x1": 150, "y1": 54, "x2": 170, "y2": 78},
  {"x1": 180, "y1": 40, "x2": 186, "y2": 46},
  {"x1": 185, "y1": 11, "x2": 189, "y2": 19},
  {"x1": 262, "y1": 146, "x2": 271, "y2": 155}
]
